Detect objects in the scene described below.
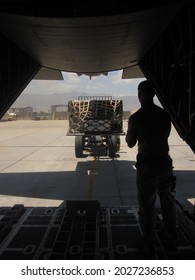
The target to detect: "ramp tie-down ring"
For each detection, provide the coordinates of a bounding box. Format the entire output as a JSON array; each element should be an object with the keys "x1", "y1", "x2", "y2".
[
  {"x1": 69, "y1": 245, "x2": 81, "y2": 255},
  {"x1": 23, "y1": 244, "x2": 36, "y2": 255},
  {"x1": 115, "y1": 244, "x2": 128, "y2": 254}
]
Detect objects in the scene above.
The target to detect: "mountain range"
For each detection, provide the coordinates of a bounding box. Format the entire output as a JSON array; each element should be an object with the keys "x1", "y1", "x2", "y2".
[{"x1": 12, "y1": 92, "x2": 142, "y2": 112}]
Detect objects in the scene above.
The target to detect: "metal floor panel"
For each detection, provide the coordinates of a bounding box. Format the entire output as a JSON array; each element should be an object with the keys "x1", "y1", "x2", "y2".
[{"x1": 0, "y1": 201, "x2": 194, "y2": 260}]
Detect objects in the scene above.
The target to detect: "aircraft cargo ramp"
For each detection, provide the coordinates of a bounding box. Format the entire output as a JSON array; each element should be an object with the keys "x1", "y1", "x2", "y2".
[{"x1": 0, "y1": 201, "x2": 195, "y2": 260}]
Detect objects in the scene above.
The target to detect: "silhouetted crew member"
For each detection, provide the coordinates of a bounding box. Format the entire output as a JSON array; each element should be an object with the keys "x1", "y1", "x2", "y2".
[{"x1": 125, "y1": 80, "x2": 177, "y2": 252}]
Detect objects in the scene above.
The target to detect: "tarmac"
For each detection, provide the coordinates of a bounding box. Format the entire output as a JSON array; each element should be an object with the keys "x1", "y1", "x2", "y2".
[
  {"x1": 0, "y1": 119, "x2": 194, "y2": 213},
  {"x1": 0, "y1": 119, "x2": 195, "y2": 260}
]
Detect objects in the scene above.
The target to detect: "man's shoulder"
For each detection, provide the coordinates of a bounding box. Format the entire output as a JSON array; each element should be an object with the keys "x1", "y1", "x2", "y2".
[
  {"x1": 154, "y1": 104, "x2": 170, "y2": 118},
  {"x1": 130, "y1": 108, "x2": 142, "y2": 117},
  {"x1": 128, "y1": 108, "x2": 142, "y2": 122},
  {"x1": 129, "y1": 104, "x2": 170, "y2": 122}
]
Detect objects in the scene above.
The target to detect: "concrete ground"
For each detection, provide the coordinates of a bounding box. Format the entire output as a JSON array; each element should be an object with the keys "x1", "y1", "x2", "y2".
[{"x1": 0, "y1": 120, "x2": 194, "y2": 213}]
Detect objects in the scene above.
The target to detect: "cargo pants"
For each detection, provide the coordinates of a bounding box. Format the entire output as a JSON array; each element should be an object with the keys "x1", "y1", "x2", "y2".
[{"x1": 136, "y1": 154, "x2": 177, "y2": 244}]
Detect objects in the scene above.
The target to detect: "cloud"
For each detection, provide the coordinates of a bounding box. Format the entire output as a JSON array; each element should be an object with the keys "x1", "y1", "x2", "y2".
[
  {"x1": 111, "y1": 70, "x2": 135, "y2": 85},
  {"x1": 62, "y1": 72, "x2": 80, "y2": 83},
  {"x1": 22, "y1": 70, "x2": 145, "y2": 97},
  {"x1": 23, "y1": 72, "x2": 81, "y2": 95}
]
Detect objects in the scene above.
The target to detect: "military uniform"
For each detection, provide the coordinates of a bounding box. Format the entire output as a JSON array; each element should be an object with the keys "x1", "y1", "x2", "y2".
[{"x1": 126, "y1": 103, "x2": 177, "y2": 245}]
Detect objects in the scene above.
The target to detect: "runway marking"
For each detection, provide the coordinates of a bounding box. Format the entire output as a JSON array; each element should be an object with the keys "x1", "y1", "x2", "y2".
[{"x1": 87, "y1": 156, "x2": 98, "y2": 200}]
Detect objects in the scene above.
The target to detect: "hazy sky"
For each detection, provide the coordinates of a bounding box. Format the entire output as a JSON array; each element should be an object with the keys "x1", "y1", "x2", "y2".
[{"x1": 23, "y1": 70, "x2": 145, "y2": 97}]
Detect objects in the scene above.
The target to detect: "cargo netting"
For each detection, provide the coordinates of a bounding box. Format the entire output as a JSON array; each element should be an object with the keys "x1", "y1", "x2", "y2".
[{"x1": 68, "y1": 99, "x2": 123, "y2": 134}]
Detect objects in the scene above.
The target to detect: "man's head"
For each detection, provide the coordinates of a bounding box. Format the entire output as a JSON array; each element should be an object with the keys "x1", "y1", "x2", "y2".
[{"x1": 138, "y1": 80, "x2": 155, "y2": 106}]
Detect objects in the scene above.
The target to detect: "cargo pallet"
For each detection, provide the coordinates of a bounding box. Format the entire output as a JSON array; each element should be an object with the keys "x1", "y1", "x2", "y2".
[{"x1": 67, "y1": 96, "x2": 124, "y2": 158}]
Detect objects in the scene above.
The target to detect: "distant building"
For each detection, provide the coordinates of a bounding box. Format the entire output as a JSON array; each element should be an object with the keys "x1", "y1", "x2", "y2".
[
  {"x1": 10, "y1": 107, "x2": 33, "y2": 120},
  {"x1": 51, "y1": 105, "x2": 68, "y2": 120}
]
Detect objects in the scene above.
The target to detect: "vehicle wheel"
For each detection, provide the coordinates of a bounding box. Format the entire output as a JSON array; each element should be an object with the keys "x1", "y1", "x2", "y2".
[
  {"x1": 108, "y1": 135, "x2": 117, "y2": 158},
  {"x1": 75, "y1": 136, "x2": 84, "y2": 158}
]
